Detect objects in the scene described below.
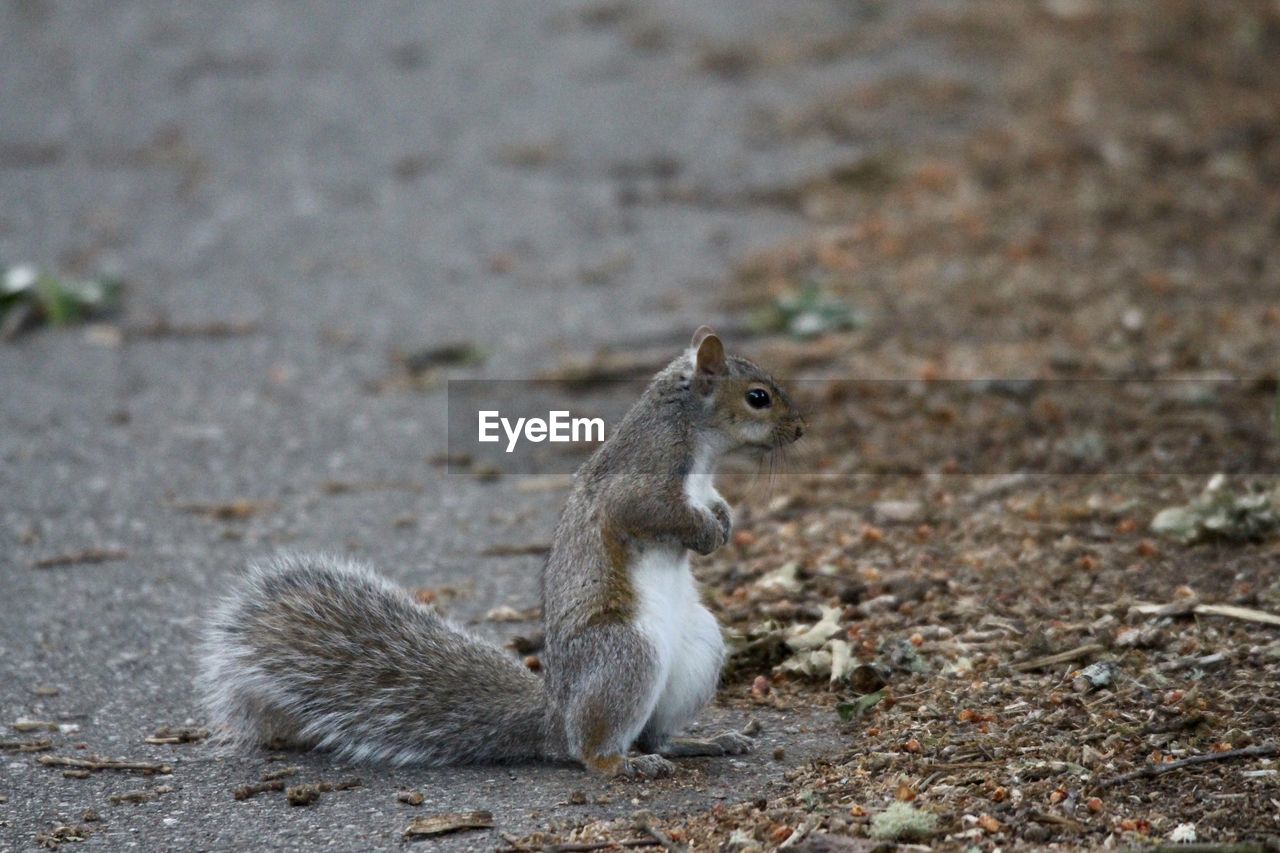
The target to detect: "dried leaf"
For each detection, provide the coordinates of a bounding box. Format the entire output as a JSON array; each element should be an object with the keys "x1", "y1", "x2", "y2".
[{"x1": 403, "y1": 811, "x2": 494, "y2": 838}]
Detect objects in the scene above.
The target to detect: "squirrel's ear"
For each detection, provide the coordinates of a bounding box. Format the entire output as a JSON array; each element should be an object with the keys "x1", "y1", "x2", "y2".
[
  {"x1": 691, "y1": 325, "x2": 717, "y2": 349},
  {"x1": 694, "y1": 331, "x2": 726, "y2": 377}
]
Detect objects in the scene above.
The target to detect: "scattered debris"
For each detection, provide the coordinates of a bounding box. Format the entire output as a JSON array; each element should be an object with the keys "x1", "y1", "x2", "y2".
[
  {"x1": 260, "y1": 766, "x2": 300, "y2": 782},
  {"x1": 285, "y1": 778, "x2": 361, "y2": 807},
  {"x1": 0, "y1": 737, "x2": 52, "y2": 752},
  {"x1": 579, "y1": 250, "x2": 633, "y2": 286},
  {"x1": 12, "y1": 719, "x2": 59, "y2": 732},
  {"x1": 428, "y1": 452, "x2": 472, "y2": 469},
  {"x1": 285, "y1": 784, "x2": 323, "y2": 807},
  {"x1": 1132, "y1": 601, "x2": 1280, "y2": 629},
  {"x1": 403, "y1": 811, "x2": 495, "y2": 838},
  {"x1": 1011, "y1": 643, "x2": 1105, "y2": 673},
  {"x1": 497, "y1": 139, "x2": 563, "y2": 169},
  {"x1": 538, "y1": 349, "x2": 667, "y2": 389},
  {"x1": 1097, "y1": 744, "x2": 1278, "y2": 789},
  {"x1": 478, "y1": 543, "x2": 553, "y2": 557},
  {"x1": 868, "y1": 803, "x2": 937, "y2": 842},
  {"x1": 401, "y1": 342, "x2": 487, "y2": 372},
  {"x1": 507, "y1": 632, "x2": 544, "y2": 655},
  {"x1": 39, "y1": 755, "x2": 171, "y2": 776},
  {"x1": 233, "y1": 780, "x2": 284, "y2": 801},
  {"x1": 174, "y1": 499, "x2": 275, "y2": 521},
  {"x1": 320, "y1": 479, "x2": 423, "y2": 495},
  {"x1": 632, "y1": 810, "x2": 681, "y2": 851},
  {"x1": 126, "y1": 316, "x2": 259, "y2": 339},
  {"x1": 108, "y1": 785, "x2": 175, "y2": 806},
  {"x1": 31, "y1": 548, "x2": 128, "y2": 569},
  {"x1": 746, "y1": 282, "x2": 861, "y2": 340},
  {"x1": 483, "y1": 605, "x2": 540, "y2": 622},
  {"x1": 1151, "y1": 475, "x2": 1280, "y2": 544},
  {"x1": 848, "y1": 663, "x2": 888, "y2": 695},
  {"x1": 836, "y1": 690, "x2": 886, "y2": 722},
  {"x1": 145, "y1": 725, "x2": 209, "y2": 745},
  {"x1": 1071, "y1": 660, "x2": 1119, "y2": 693},
  {"x1": 473, "y1": 464, "x2": 503, "y2": 483},
  {"x1": 33, "y1": 823, "x2": 94, "y2": 849},
  {"x1": 871, "y1": 500, "x2": 923, "y2": 525},
  {"x1": 513, "y1": 475, "x2": 574, "y2": 494},
  {"x1": 411, "y1": 585, "x2": 468, "y2": 606},
  {"x1": 1, "y1": 264, "x2": 121, "y2": 339},
  {"x1": 756, "y1": 561, "x2": 802, "y2": 593}
]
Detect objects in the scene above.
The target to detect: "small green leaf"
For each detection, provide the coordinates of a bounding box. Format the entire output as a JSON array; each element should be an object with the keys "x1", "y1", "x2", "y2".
[
  {"x1": 747, "y1": 280, "x2": 862, "y2": 339},
  {"x1": 836, "y1": 689, "x2": 885, "y2": 721}
]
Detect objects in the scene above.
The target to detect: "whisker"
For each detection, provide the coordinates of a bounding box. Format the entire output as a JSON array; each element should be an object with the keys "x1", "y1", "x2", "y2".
[{"x1": 767, "y1": 446, "x2": 779, "y2": 501}]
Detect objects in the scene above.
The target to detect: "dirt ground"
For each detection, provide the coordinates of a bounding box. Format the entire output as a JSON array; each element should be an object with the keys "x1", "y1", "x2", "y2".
[{"x1": 509, "y1": 2, "x2": 1280, "y2": 850}]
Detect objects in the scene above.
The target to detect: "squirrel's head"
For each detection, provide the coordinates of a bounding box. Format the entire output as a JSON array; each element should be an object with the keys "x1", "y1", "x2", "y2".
[{"x1": 678, "y1": 325, "x2": 805, "y2": 452}]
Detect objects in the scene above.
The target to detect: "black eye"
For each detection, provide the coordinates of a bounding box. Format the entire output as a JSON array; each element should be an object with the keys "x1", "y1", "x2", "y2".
[{"x1": 745, "y1": 388, "x2": 771, "y2": 409}]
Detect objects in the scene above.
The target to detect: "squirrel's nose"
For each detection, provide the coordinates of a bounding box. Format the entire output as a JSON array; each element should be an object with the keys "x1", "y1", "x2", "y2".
[{"x1": 794, "y1": 423, "x2": 805, "y2": 439}]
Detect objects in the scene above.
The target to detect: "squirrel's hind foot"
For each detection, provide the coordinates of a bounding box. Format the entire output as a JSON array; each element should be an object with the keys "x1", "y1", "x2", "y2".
[
  {"x1": 660, "y1": 729, "x2": 755, "y2": 758},
  {"x1": 615, "y1": 754, "x2": 676, "y2": 779},
  {"x1": 707, "y1": 729, "x2": 756, "y2": 755}
]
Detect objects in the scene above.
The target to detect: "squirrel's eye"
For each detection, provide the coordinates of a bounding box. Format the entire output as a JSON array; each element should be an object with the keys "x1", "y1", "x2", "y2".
[{"x1": 746, "y1": 388, "x2": 772, "y2": 409}]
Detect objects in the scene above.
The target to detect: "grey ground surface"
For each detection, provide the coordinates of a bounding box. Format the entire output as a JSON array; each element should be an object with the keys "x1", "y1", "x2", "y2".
[{"x1": 1, "y1": 2, "x2": 965, "y2": 849}]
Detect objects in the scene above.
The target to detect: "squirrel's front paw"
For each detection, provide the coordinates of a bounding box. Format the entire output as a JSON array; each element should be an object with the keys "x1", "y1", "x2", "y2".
[
  {"x1": 690, "y1": 507, "x2": 730, "y2": 555},
  {"x1": 710, "y1": 499, "x2": 732, "y2": 540},
  {"x1": 616, "y1": 754, "x2": 676, "y2": 779}
]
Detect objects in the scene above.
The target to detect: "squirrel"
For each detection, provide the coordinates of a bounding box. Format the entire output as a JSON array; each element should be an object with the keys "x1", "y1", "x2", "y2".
[{"x1": 198, "y1": 326, "x2": 805, "y2": 777}]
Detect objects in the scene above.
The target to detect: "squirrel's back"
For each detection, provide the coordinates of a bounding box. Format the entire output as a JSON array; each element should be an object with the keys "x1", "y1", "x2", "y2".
[{"x1": 198, "y1": 554, "x2": 562, "y2": 766}]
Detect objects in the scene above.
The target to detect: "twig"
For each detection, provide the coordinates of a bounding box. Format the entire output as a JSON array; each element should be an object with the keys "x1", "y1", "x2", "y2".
[
  {"x1": 635, "y1": 818, "x2": 683, "y2": 852},
  {"x1": 544, "y1": 840, "x2": 660, "y2": 852},
  {"x1": 920, "y1": 760, "x2": 1003, "y2": 771},
  {"x1": 478, "y1": 543, "x2": 552, "y2": 557},
  {"x1": 1195, "y1": 603, "x2": 1280, "y2": 628},
  {"x1": 174, "y1": 499, "x2": 275, "y2": 521},
  {"x1": 1143, "y1": 844, "x2": 1273, "y2": 853},
  {"x1": 1157, "y1": 652, "x2": 1228, "y2": 673},
  {"x1": 126, "y1": 317, "x2": 259, "y2": 339},
  {"x1": 32, "y1": 548, "x2": 128, "y2": 569},
  {"x1": 39, "y1": 755, "x2": 172, "y2": 775},
  {"x1": 145, "y1": 725, "x2": 210, "y2": 744},
  {"x1": 1028, "y1": 810, "x2": 1088, "y2": 833},
  {"x1": 1131, "y1": 601, "x2": 1280, "y2": 628},
  {"x1": 1096, "y1": 743, "x2": 1278, "y2": 789},
  {"x1": 234, "y1": 780, "x2": 285, "y2": 800},
  {"x1": 1011, "y1": 643, "x2": 1105, "y2": 672},
  {"x1": 499, "y1": 832, "x2": 534, "y2": 852},
  {"x1": 0, "y1": 737, "x2": 52, "y2": 752}
]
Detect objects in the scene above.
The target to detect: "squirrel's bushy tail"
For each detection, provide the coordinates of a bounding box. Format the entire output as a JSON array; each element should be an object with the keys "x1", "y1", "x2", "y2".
[{"x1": 198, "y1": 554, "x2": 560, "y2": 766}]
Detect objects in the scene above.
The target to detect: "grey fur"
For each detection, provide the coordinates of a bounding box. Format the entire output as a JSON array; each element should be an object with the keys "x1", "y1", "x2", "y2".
[
  {"x1": 198, "y1": 331, "x2": 803, "y2": 773},
  {"x1": 198, "y1": 554, "x2": 566, "y2": 766}
]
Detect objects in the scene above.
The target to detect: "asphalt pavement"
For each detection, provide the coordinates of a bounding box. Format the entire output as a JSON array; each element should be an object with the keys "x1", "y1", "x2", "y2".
[{"x1": 0, "y1": 2, "x2": 952, "y2": 848}]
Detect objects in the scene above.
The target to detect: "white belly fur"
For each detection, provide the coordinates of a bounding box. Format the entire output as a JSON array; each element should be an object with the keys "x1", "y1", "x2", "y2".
[
  {"x1": 682, "y1": 443, "x2": 725, "y2": 515},
  {"x1": 630, "y1": 547, "x2": 726, "y2": 746}
]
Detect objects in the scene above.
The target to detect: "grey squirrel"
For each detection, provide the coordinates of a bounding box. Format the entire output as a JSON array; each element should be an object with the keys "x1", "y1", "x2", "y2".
[{"x1": 198, "y1": 326, "x2": 805, "y2": 777}]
